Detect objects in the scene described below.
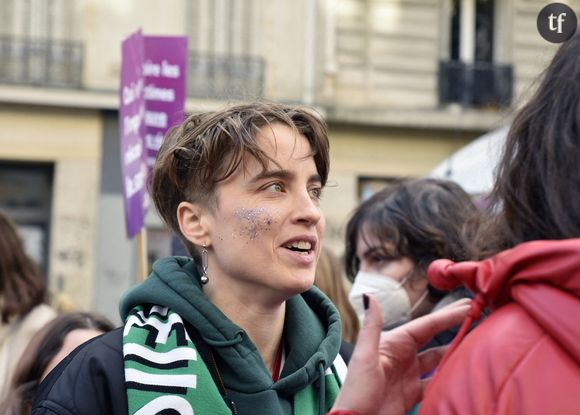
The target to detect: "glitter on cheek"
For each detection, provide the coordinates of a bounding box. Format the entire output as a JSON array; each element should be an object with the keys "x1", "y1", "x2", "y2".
[{"x1": 233, "y1": 207, "x2": 277, "y2": 241}]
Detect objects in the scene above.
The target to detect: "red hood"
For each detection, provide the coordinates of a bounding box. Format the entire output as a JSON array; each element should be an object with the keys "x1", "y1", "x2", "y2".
[{"x1": 428, "y1": 238, "x2": 580, "y2": 364}]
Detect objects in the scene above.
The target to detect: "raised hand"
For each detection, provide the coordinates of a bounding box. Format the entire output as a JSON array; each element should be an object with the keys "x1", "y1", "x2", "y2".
[{"x1": 330, "y1": 295, "x2": 470, "y2": 415}]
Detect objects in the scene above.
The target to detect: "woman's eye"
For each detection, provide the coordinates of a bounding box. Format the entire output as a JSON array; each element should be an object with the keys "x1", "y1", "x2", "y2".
[
  {"x1": 309, "y1": 187, "x2": 323, "y2": 199},
  {"x1": 370, "y1": 255, "x2": 386, "y2": 265},
  {"x1": 265, "y1": 183, "x2": 284, "y2": 193},
  {"x1": 370, "y1": 253, "x2": 398, "y2": 265}
]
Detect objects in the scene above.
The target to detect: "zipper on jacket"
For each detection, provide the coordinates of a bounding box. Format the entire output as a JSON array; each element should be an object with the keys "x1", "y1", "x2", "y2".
[
  {"x1": 184, "y1": 320, "x2": 238, "y2": 415},
  {"x1": 207, "y1": 346, "x2": 239, "y2": 415}
]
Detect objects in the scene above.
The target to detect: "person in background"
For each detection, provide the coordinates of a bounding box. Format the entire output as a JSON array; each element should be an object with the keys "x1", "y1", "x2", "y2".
[
  {"x1": 0, "y1": 312, "x2": 114, "y2": 415},
  {"x1": 315, "y1": 247, "x2": 359, "y2": 344},
  {"x1": 344, "y1": 178, "x2": 479, "y2": 344},
  {"x1": 0, "y1": 212, "x2": 57, "y2": 400}
]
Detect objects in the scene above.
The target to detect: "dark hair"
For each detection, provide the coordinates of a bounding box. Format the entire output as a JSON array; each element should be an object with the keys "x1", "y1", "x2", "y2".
[
  {"x1": 344, "y1": 178, "x2": 480, "y2": 283},
  {"x1": 0, "y1": 212, "x2": 47, "y2": 323},
  {"x1": 476, "y1": 32, "x2": 580, "y2": 255},
  {"x1": 151, "y1": 102, "x2": 330, "y2": 256},
  {"x1": 0, "y1": 312, "x2": 114, "y2": 415}
]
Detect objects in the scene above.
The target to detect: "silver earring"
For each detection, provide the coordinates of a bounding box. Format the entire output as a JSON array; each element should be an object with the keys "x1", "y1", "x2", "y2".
[{"x1": 200, "y1": 245, "x2": 209, "y2": 285}]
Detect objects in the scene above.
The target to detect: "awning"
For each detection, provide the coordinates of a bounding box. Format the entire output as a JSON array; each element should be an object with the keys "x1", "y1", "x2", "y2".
[{"x1": 429, "y1": 126, "x2": 509, "y2": 195}]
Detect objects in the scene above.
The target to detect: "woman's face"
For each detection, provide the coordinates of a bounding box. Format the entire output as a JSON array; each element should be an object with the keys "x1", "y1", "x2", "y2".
[
  {"x1": 204, "y1": 122, "x2": 325, "y2": 303},
  {"x1": 355, "y1": 228, "x2": 428, "y2": 307}
]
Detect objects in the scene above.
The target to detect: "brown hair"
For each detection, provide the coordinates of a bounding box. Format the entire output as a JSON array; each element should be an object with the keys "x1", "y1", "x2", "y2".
[
  {"x1": 0, "y1": 312, "x2": 114, "y2": 415},
  {"x1": 0, "y1": 212, "x2": 47, "y2": 323},
  {"x1": 315, "y1": 247, "x2": 359, "y2": 343},
  {"x1": 476, "y1": 32, "x2": 580, "y2": 255},
  {"x1": 151, "y1": 102, "x2": 330, "y2": 256},
  {"x1": 344, "y1": 178, "x2": 480, "y2": 296}
]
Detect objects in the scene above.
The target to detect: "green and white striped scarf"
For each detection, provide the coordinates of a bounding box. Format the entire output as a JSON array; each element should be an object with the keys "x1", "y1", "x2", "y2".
[{"x1": 123, "y1": 305, "x2": 346, "y2": 415}]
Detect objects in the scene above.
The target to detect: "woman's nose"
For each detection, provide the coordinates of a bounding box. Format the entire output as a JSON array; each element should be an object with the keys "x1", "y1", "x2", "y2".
[{"x1": 290, "y1": 190, "x2": 322, "y2": 226}]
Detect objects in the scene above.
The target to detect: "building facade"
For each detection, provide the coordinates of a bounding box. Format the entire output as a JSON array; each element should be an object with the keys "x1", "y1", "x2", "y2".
[{"x1": 0, "y1": 0, "x2": 568, "y2": 320}]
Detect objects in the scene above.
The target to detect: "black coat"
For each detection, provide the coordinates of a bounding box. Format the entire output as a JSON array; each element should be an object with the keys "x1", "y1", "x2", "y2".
[
  {"x1": 32, "y1": 328, "x2": 354, "y2": 415},
  {"x1": 32, "y1": 328, "x2": 127, "y2": 415}
]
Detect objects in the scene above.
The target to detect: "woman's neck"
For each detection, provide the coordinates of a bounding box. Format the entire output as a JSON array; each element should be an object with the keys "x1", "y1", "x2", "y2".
[{"x1": 205, "y1": 280, "x2": 286, "y2": 377}]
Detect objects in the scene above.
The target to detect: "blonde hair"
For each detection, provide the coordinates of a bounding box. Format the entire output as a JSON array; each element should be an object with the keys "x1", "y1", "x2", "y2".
[{"x1": 315, "y1": 247, "x2": 359, "y2": 343}]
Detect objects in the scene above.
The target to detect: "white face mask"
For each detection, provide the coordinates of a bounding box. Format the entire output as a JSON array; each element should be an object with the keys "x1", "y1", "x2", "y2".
[{"x1": 349, "y1": 270, "x2": 427, "y2": 328}]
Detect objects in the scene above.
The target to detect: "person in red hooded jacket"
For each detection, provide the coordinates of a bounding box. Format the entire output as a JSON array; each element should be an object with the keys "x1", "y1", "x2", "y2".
[
  {"x1": 418, "y1": 32, "x2": 580, "y2": 414},
  {"x1": 329, "y1": 30, "x2": 580, "y2": 415}
]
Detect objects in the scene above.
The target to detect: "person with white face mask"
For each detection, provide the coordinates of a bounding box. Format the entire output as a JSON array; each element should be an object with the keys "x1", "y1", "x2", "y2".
[
  {"x1": 344, "y1": 178, "x2": 481, "y2": 343},
  {"x1": 349, "y1": 269, "x2": 428, "y2": 329}
]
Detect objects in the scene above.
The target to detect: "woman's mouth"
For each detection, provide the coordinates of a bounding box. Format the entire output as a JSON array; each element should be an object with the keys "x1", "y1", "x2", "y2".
[
  {"x1": 281, "y1": 237, "x2": 317, "y2": 265},
  {"x1": 284, "y1": 240, "x2": 313, "y2": 253}
]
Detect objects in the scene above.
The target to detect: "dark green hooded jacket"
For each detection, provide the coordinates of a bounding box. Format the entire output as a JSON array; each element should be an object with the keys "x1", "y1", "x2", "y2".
[{"x1": 32, "y1": 257, "x2": 343, "y2": 415}]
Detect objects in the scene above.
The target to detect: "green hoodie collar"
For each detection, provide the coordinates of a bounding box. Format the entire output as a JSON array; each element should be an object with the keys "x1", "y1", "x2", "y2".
[{"x1": 119, "y1": 256, "x2": 342, "y2": 396}]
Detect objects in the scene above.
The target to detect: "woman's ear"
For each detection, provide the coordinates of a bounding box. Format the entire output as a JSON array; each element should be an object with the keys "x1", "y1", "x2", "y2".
[{"x1": 177, "y1": 201, "x2": 210, "y2": 246}]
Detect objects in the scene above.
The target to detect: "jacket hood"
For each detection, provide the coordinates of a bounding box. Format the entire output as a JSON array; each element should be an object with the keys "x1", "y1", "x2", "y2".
[
  {"x1": 119, "y1": 256, "x2": 342, "y2": 396},
  {"x1": 428, "y1": 238, "x2": 580, "y2": 365}
]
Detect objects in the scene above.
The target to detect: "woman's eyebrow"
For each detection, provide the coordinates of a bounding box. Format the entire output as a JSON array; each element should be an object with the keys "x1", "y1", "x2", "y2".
[
  {"x1": 362, "y1": 246, "x2": 383, "y2": 258},
  {"x1": 363, "y1": 245, "x2": 399, "y2": 259},
  {"x1": 248, "y1": 170, "x2": 322, "y2": 185},
  {"x1": 249, "y1": 169, "x2": 293, "y2": 184},
  {"x1": 308, "y1": 174, "x2": 322, "y2": 184}
]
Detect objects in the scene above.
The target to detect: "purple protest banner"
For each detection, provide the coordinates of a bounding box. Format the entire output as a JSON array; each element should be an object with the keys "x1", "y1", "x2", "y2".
[
  {"x1": 143, "y1": 36, "x2": 188, "y2": 171},
  {"x1": 119, "y1": 30, "x2": 148, "y2": 239},
  {"x1": 119, "y1": 32, "x2": 188, "y2": 240}
]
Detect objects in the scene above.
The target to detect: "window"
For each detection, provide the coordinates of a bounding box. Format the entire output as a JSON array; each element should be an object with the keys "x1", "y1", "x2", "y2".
[
  {"x1": 440, "y1": 0, "x2": 512, "y2": 108},
  {"x1": 185, "y1": 0, "x2": 264, "y2": 99},
  {"x1": 450, "y1": 0, "x2": 495, "y2": 63},
  {"x1": 0, "y1": 161, "x2": 54, "y2": 275},
  {"x1": 0, "y1": 0, "x2": 82, "y2": 87},
  {"x1": 358, "y1": 176, "x2": 399, "y2": 201}
]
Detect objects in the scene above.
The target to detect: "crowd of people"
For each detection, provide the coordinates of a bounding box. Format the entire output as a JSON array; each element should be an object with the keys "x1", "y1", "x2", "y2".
[
  {"x1": 0, "y1": 212, "x2": 113, "y2": 415},
  {"x1": 333, "y1": 28, "x2": 580, "y2": 415},
  {"x1": 0, "y1": 26, "x2": 577, "y2": 415},
  {"x1": 0, "y1": 213, "x2": 57, "y2": 399}
]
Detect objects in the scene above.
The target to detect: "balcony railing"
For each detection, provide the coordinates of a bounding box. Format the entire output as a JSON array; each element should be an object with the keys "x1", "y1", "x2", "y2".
[
  {"x1": 0, "y1": 40, "x2": 264, "y2": 99},
  {"x1": 0, "y1": 36, "x2": 83, "y2": 88},
  {"x1": 188, "y1": 52, "x2": 265, "y2": 100},
  {"x1": 438, "y1": 60, "x2": 513, "y2": 108}
]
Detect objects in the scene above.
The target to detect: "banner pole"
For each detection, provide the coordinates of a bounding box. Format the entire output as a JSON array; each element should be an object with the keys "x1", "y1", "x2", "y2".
[{"x1": 136, "y1": 228, "x2": 148, "y2": 281}]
